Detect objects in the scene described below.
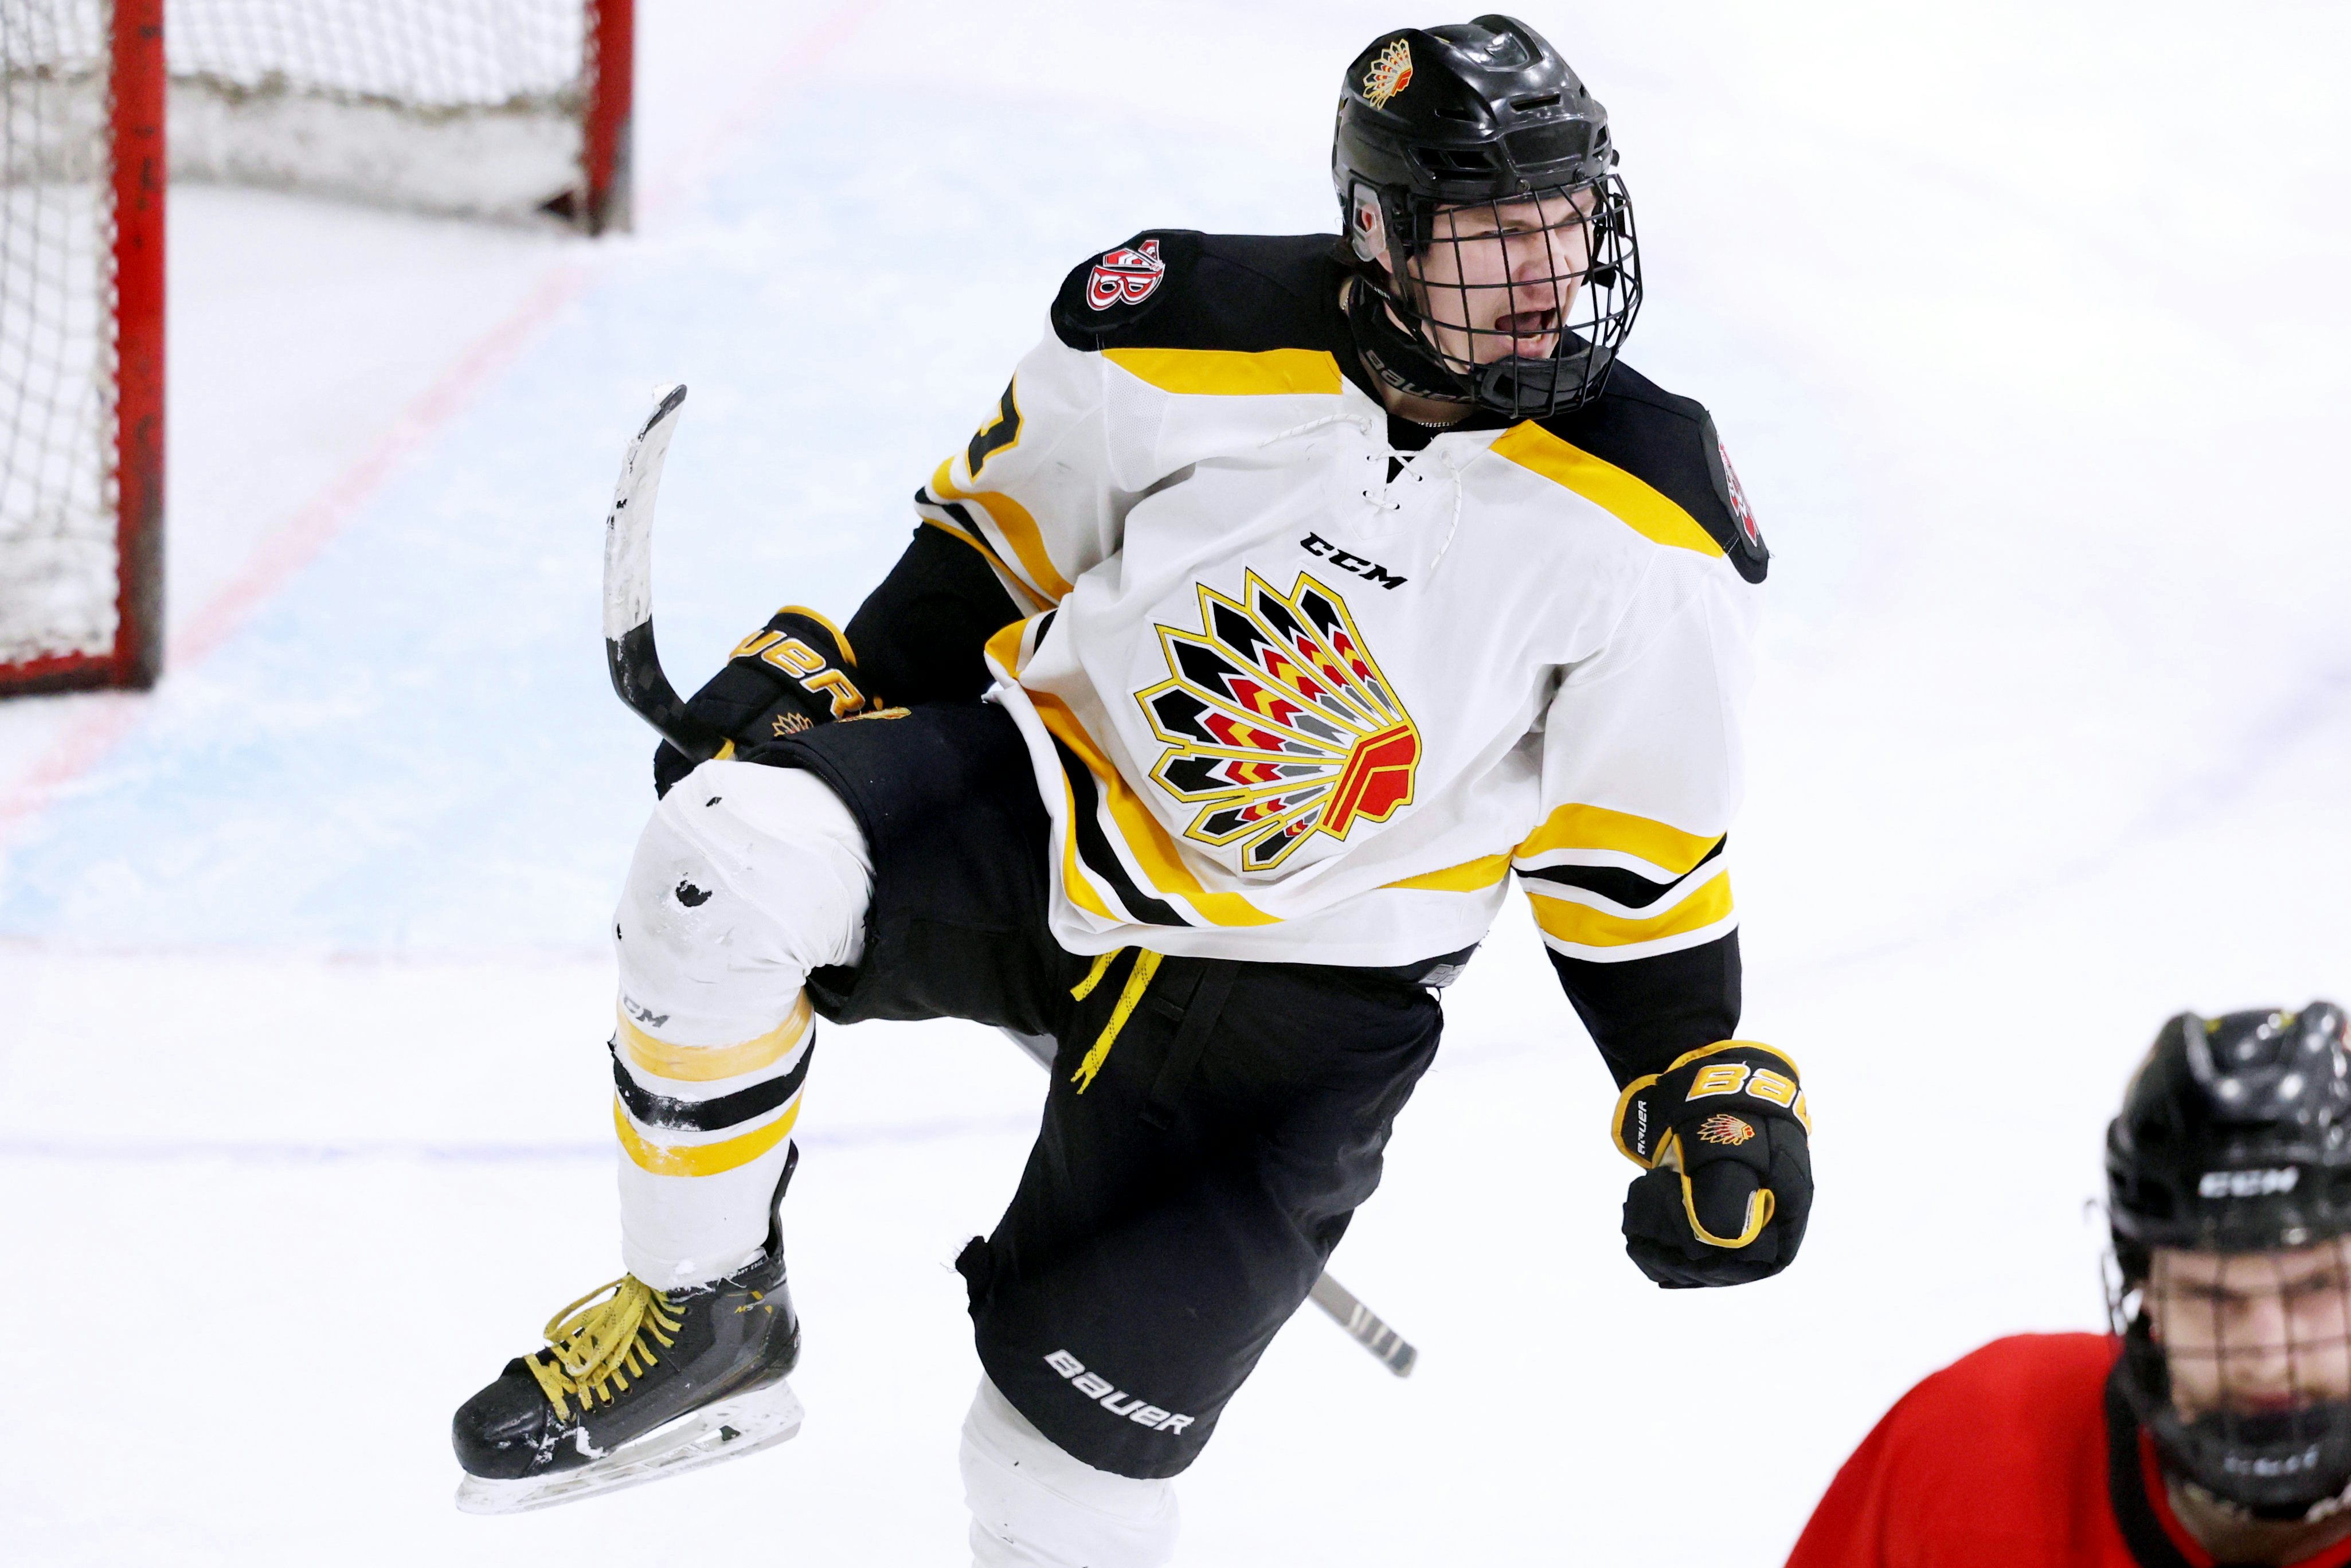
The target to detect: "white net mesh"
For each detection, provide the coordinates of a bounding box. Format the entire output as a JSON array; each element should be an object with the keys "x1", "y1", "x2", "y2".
[
  {"x1": 0, "y1": 1, "x2": 118, "y2": 671},
  {"x1": 1, "y1": 1, "x2": 602, "y2": 685},
  {"x1": 170, "y1": 1, "x2": 593, "y2": 217}
]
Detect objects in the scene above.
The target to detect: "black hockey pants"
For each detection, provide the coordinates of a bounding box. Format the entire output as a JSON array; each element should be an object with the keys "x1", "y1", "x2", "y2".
[{"x1": 749, "y1": 701, "x2": 1447, "y2": 1479}]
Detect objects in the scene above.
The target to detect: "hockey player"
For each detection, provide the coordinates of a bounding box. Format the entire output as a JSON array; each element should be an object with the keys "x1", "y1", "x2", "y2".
[
  {"x1": 1787, "y1": 1003, "x2": 2351, "y2": 1568},
  {"x1": 453, "y1": 15, "x2": 1809, "y2": 1561}
]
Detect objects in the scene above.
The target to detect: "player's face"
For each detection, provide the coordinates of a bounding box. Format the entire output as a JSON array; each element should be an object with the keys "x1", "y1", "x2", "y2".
[
  {"x1": 1406, "y1": 189, "x2": 1596, "y2": 369},
  {"x1": 2151, "y1": 1238, "x2": 2351, "y2": 1418}
]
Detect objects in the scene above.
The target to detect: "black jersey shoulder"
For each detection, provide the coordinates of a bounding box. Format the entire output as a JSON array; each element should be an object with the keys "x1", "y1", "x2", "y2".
[
  {"x1": 1540, "y1": 362, "x2": 1769, "y2": 584},
  {"x1": 1050, "y1": 231, "x2": 1352, "y2": 357}
]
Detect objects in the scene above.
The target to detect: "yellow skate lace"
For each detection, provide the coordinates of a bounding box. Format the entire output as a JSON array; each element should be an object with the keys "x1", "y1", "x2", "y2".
[{"x1": 524, "y1": 1276, "x2": 685, "y2": 1421}]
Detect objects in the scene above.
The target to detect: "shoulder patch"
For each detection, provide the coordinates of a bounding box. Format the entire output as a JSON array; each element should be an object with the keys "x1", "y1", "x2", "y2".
[
  {"x1": 1539, "y1": 374, "x2": 1769, "y2": 585},
  {"x1": 1702, "y1": 425, "x2": 1768, "y2": 575},
  {"x1": 1088, "y1": 238, "x2": 1165, "y2": 311},
  {"x1": 1052, "y1": 230, "x2": 1204, "y2": 346}
]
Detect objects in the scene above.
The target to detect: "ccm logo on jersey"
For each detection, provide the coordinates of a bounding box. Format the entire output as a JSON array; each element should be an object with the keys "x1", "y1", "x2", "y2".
[
  {"x1": 1043, "y1": 1350, "x2": 1194, "y2": 1433},
  {"x1": 1088, "y1": 238, "x2": 1165, "y2": 311},
  {"x1": 1300, "y1": 532, "x2": 1406, "y2": 589},
  {"x1": 2200, "y1": 1167, "x2": 2300, "y2": 1198}
]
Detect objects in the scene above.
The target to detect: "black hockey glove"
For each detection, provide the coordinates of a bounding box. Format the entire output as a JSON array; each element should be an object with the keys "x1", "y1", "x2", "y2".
[
  {"x1": 652, "y1": 607, "x2": 869, "y2": 796},
  {"x1": 1612, "y1": 1041, "x2": 1812, "y2": 1289}
]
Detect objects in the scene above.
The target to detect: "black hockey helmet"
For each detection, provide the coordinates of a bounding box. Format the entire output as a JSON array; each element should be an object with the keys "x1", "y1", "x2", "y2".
[
  {"x1": 1331, "y1": 14, "x2": 1640, "y2": 420},
  {"x1": 2106, "y1": 1003, "x2": 2351, "y2": 1519}
]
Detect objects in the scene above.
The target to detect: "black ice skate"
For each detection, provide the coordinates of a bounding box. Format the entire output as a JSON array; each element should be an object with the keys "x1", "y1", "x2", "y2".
[{"x1": 452, "y1": 1153, "x2": 803, "y2": 1514}]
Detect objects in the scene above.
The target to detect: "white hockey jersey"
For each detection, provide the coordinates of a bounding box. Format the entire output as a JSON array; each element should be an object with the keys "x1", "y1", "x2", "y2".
[{"x1": 915, "y1": 230, "x2": 1769, "y2": 969}]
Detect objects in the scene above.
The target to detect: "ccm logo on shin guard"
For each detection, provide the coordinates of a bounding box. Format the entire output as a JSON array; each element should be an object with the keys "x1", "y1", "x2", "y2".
[{"x1": 1043, "y1": 1350, "x2": 1193, "y2": 1434}]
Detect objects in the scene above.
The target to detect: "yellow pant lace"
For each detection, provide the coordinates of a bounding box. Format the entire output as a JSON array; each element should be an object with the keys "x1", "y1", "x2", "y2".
[
  {"x1": 1068, "y1": 948, "x2": 1162, "y2": 1093},
  {"x1": 524, "y1": 1276, "x2": 684, "y2": 1421}
]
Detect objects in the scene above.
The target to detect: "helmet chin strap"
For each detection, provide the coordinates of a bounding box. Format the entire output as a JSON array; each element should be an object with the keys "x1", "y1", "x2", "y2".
[
  {"x1": 1343, "y1": 272, "x2": 1615, "y2": 423},
  {"x1": 1342, "y1": 273, "x2": 1476, "y2": 409}
]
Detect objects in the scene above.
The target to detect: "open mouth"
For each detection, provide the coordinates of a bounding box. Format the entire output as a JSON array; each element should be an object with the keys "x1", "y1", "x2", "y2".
[{"x1": 1492, "y1": 309, "x2": 1559, "y2": 353}]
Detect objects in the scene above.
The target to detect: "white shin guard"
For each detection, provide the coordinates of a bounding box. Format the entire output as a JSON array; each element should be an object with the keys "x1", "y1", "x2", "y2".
[
  {"x1": 612, "y1": 760, "x2": 871, "y2": 1287},
  {"x1": 961, "y1": 1378, "x2": 1179, "y2": 1568}
]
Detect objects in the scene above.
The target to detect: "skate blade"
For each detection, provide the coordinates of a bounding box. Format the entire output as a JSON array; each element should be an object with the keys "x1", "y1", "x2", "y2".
[{"x1": 455, "y1": 1378, "x2": 804, "y2": 1515}]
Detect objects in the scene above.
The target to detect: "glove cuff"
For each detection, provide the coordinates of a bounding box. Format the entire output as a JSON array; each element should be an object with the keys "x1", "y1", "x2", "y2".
[
  {"x1": 1611, "y1": 1038, "x2": 1809, "y2": 1169},
  {"x1": 726, "y1": 605, "x2": 868, "y2": 725}
]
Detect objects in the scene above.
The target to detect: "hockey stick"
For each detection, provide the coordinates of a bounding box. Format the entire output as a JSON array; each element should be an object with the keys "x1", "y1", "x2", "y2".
[
  {"x1": 601, "y1": 385, "x2": 1417, "y2": 1379},
  {"x1": 603, "y1": 383, "x2": 725, "y2": 767}
]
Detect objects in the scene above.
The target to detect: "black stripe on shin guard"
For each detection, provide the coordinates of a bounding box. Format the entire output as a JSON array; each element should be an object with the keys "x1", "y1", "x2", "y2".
[{"x1": 609, "y1": 1038, "x2": 815, "y2": 1132}]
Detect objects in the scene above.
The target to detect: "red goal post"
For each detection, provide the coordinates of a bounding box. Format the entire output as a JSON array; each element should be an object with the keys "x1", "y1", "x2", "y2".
[{"x1": 0, "y1": 1, "x2": 633, "y2": 698}]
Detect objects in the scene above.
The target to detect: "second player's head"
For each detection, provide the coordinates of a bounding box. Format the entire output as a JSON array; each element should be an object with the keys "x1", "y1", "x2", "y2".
[
  {"x1": 1331, "y1": 15, "x2": 1641, "y2": 420},
  {"x1": 2107, "y1": 1003, "x2": 2351, "y2": 1522}
]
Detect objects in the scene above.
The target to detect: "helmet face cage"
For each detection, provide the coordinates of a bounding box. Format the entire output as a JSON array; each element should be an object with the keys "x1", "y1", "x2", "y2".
[
  {"x1": 2103, "y1": 1004, "x2": 2351, "y2": 1519},
  {"x1": 2109, "y1": 1237, "x2": 2351, "y2": 1521},
  {"x1": 1351, "y1": 171, "x2": 1641, "y2": 420}
]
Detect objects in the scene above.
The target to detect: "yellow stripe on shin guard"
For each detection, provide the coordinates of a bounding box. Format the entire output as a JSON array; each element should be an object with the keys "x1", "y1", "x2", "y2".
[
  {"x1": 614, "y1": 1095, "x2": 802, "y2": 1178},
  {"x1": 617, "y1": 994, "x2": 812, "y2": 1083}
]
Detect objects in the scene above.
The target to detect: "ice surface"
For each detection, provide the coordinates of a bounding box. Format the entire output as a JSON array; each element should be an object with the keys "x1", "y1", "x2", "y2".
[{"x1": 2, "y1": 1, "x2": 2348, "y2": 1562}]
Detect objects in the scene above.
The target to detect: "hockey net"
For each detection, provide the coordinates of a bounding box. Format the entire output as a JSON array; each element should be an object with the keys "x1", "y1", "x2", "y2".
[{"x1": 0, "y1": 0, "x2": 630, "y2": 695}]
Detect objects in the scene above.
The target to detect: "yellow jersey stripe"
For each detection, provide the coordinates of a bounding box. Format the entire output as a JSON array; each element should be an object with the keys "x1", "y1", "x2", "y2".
[
  {"x1": 1514, "y1": 801, "x2": 1722, "y2": 878},
  {"x1": 616, "y1": 994, "x2": 811, "y2": 1084},
  {"x1": 1027, "y1": 688, "x2": 1278, "y2": 928},
  {"x1": 1489, "y1": 424, "x2": 1724, "y2": 559},
  {"x1": 1527, "y1": 870, "x2": 1734, "y2": 948},
  {"x1": 926, "y1": 518, "x2": 1050, "y2": 614},
  {"x1": 929, "y1": 458, "x2": 1077, "y2": 603},
  {"x1": 614, "y1": 1094, "x2": 801, "y2": 1178},
  {"x1": 1102, "y1": 347, "x2": 1345, "y2": 398},
  {"x1": 1383, "y1": 853, "x2": 1512, "y2": 893},
  {"x1": 985, "y1": 620, "x2": 1121, "y2": 921}
]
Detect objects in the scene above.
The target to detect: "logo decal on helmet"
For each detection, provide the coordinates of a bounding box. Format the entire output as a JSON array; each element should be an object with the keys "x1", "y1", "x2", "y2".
[
  {"x1": 1362, "y1": 39, "x2": 1413, "y2": 110},
  {"x1": 1696, "y1": 1113, "x2": 1756, "y2": 1147},
  {"x1": 1136, "y1": 571, "x2": 1421, "y2": 873},
  {"x1": 1087, "y1": 238, "x2": 1165, "y2": 311}
]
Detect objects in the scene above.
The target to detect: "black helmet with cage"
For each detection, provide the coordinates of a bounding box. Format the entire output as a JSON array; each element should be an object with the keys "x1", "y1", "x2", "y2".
[
  {"x1": 2106, "y1": 1002, "x2": 2351, "y2": 1520},
  {"x1": 1331, "y1": 14, "x2": 1640, "y2": 420}
]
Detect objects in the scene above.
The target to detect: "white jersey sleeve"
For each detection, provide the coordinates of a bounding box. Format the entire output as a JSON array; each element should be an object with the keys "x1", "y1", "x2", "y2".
[{"x1": 1511, "y1": 552, "x2": 1758, "y2": 963}]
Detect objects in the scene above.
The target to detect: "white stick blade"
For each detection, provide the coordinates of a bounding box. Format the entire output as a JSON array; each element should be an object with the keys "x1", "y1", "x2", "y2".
[{"x1": 601, "y1": 382, "x2": 689, "y2": 642}]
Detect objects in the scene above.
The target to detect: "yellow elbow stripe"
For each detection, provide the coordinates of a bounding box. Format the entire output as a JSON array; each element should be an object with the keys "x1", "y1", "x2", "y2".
[
  {"x1": 1527, "y1": 870, "x2": 1733, "y2": 948},
  {"x1": 929, "y1": 459, "x2": 1074, "y2": 603},
  {"x1": 616, "y1": 994, "x2": 811, "y2": 1084},
  {"x1": 1513, "y1": 801, "x2": 1722, "y2": 878},
  {"x1": 615, "y1": 1094, "x2": 801, "y2": 1177}
]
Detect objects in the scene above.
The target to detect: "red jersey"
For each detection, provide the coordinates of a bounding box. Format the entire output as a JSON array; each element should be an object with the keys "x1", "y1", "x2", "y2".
[{"x1": 1786, "y1": 1333, "x2": 2351, "y2": 1568}]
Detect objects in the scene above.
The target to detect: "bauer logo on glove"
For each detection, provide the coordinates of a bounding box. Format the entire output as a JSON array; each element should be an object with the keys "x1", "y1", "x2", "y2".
[{"x1": 1612, "y1": 1041, "x2": 1813, "y2": 1289}]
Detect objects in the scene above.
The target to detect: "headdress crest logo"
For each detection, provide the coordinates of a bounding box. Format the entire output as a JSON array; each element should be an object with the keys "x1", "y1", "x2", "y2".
[
  {"x1": 1696, "y1": 1113, "x2": 1757, "y2": 1147},
  {"x1": 1362, "y1": 40, "x2": 1414, "y2": 110},
  {"x1": 1136, "y1": 571, "x2": 1421, "y2": 873}
]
